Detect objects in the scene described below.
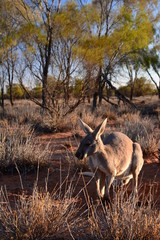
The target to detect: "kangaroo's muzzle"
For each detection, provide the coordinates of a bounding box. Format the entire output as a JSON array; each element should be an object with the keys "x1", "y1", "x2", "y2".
[{"x1": 75, "y1": 151, "x2": 84, "y2": 160}]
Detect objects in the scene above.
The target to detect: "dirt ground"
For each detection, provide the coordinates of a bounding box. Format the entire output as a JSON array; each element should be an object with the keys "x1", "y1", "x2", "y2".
[{"x1": 0, "y1": 131, "x2": 160, "y2": 208}]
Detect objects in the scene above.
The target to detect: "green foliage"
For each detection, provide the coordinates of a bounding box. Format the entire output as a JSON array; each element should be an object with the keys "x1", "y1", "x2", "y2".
[
  {"x1": 54, "y1": 2, "x2": 82, "y2": 38},
  {"x1": 119, "y1": 77, "x2": 157, "y2": 97},
  {"x1": 32, "y1": 86, "x2": 42, "y2": 99},
  {"x1": 6, "y1": 84, "x2": 26, "y2": 99},
  {"x1": 72, "y1": 79, "x2": 84, "y2": 97},
  {"x1": 54, "y1": 1, "x2": 85, "y2": 64},
  {"x1": 109, "y1": 6, "x2": 153, "y2": 55},
  {"x1": 75, "y1": 1, "x2": 154, "y2": 69},
  {"x1": 140, "y1": 48, "x2": 160, "y2": 72},
  {"x1": 118, "y1": 85, "x2": 131, "y2": 97},
  {"x1": 134, "y1": 77, "x2": 156, "y2": 96}
]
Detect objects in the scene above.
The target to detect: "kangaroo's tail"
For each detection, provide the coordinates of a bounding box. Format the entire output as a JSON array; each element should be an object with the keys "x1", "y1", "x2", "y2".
[{"x1": 78, "y1": 172, "x2": 94, "y2": 177}]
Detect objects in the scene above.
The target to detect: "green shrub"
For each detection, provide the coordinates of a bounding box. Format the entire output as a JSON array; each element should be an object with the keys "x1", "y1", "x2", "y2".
[
  {"x1": 32, "y1": 85, "x2": 42, "y2": 99},
  {"x1": 6, "y1": 84, "x2": 26, "y2": 99},
  {"x1": 119, "y1": 77, "x2": 157, "y2": 97}
]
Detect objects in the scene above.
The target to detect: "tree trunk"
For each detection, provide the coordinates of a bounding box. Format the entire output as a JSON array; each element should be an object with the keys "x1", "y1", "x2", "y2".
[
  {"x1": 99, "y1": 80, "x2": 105, "y2": 105},
  {"x1": 99, "y1": 84, "x2": 103, "y2": 105},
  {"x1": 64, "y1": 51, "x2": 71, "y2": 104},
  {"x1": 42, "y1": 74, "x2": 48, "y2": 108},
  {"x1": 146, "y1": 70, "x2": 160, "y2": 99},
  {"x1": 97, "y1": 67, "x2": 103, "y2": 105},
  {"x1": 130, "y1": 83, "x2": 134, "y2": 101},
  {"x1": 103, "y1": 73, "x2": 136, "y2": 109},
  {"x1": 92, "y1": 92, "x2": 98, "y2": 112},
  {"x1": 87, "y1": 95, "x2": 90, "y2": 103},
  {"x1": 9, "y1": 83, "x2": 13, "y2": 106},
  {"x1": 158, "y1": 87, "x2": 160, "y2": 99},
  {"x1": 92, "y1": 67, "x2": 103, "y2": 109},
  {"x1": 1, "y1": 86, "x2": 4, "y2": 110},
  {"x1": 42, "y1": 28, "x2": 52, "y2": 109},
  {"x1": 64, "y1": 77, "x2": 69, "y2": 104}
]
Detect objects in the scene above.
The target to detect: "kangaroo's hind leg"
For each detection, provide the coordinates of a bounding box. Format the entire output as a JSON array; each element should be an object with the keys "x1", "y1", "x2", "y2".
[{"x1": 131, "y1": 142, "x2": 144, "y2": 201}]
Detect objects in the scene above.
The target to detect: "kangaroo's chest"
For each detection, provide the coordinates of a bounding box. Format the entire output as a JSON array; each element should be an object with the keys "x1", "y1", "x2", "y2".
[
  {"x1": 89, "y1": 153, "x2": 116, "y2": 175},
  {"x1": 89, "y1": 155, "x2": 98, "y2": 169},
  {"x1": 89, "y1": 151, "x2": 133, "y2": 176}
]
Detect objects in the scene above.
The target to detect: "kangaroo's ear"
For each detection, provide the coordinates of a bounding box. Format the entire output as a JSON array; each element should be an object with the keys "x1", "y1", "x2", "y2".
[
  {"x1": 79, "y1": 119, "x2": 93, "y2": 135},
  {"x1": 93, "y1": 118, "x2": 107, "y2": 139}
]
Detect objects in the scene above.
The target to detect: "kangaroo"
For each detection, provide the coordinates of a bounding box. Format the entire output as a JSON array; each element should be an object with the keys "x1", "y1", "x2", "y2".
[{"x1": 75, "y1": 118, "x2": 144, "y2": 201}]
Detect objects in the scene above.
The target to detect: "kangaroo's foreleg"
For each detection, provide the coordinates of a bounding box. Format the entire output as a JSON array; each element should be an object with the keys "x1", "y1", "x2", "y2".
[
  {"x1": 95, "y1": 170, "x2": 106, "y2": 198},
  {"x1": 105, "y1": 174, "x2": 115, "y2": 201},
  {"x1": 95, "y1": 169, "x2": 102, "y2": 198},
  {"x1": 100, "y1": 171, "x2": 106, "y2": 198}
]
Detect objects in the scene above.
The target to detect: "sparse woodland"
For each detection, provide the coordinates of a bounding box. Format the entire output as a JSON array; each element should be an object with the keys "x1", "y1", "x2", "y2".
[{"x1": 0, "y1": 0, "x2": 160, "y2": 239}]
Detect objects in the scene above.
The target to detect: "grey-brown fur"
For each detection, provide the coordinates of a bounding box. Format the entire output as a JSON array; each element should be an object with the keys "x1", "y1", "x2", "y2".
[{"x1": 75, "y1": 118, "x2": 144, "y2": 201}]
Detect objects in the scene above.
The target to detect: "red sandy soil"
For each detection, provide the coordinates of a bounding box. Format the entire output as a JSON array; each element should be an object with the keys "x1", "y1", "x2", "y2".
[{"x1": 0, "y1": 131, "x2": 160, "y2": 208}]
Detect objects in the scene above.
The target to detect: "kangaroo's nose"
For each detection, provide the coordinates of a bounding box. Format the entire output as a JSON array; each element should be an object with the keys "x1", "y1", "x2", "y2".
[
  {"x1": 75, "y1": 151, "x2": 83, "y2": 159},
  {"x1": 75, "y1": 151, "x2": 80, "y2": 159}
]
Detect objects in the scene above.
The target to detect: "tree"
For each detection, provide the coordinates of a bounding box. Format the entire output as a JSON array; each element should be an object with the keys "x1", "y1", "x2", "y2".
[
  {"x1": 121, "y1": 54, "x2": 141, "y2": 101},
  {"x1": 52, "y1": 2, "x2": 86, "y2": 103},
  {"x1": 14, "y1": 0, "x2": 62, "y2": 111},
  {"x1": 0, "y1": 0, "x2": 19, "y2": 106},
  {"x1": 119, "y1": 77, "x2": 156, "y2": 97},
  {"x1": 4, "y1": 46, "x2": 19, "y2": 105},
  {"x1": 139, "y1": 49, "x2": 160, "y2": 98},
  {"x1": 1, "y1": 0, "x2": 158, "y2": 114},
  {"x1": 14, "y1": 0, "x2": 86, "y2": 116},
  {"x1": 102, "y1": 0, "x2": 155, "y2": 104},
  {"x1": 0, "y1": 68, "x2": 5, "y2": 109},
  {"x1": 6, "y1": 83, "x2": 25, "y2": 99},
  {"x1": 76, "y1": 0, "x2": 156, "y2": 108},
  {"x1": 32, "y1": 86, "x2": 42, "y2": 99},
  {"x1": 72, "y1": 78, "x2": 84, "y2": 98}
]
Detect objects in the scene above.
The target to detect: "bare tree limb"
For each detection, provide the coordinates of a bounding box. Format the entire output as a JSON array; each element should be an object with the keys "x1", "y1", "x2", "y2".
[{"x1": 102, "y1": 73, "x2": 137, "y2": 109}]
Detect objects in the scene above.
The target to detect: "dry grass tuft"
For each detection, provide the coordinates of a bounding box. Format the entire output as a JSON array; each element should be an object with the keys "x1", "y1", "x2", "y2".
[
  {"x1": 120, "y1": 116, "x2": 159, "y2": 157},
  {"x1": 0, "y1": 182, "x2": 85, "y2": 239},
  {"x1": 87, "y1": 185, "x2": 160, "y2": 240},
  {"x1": 0, "y1": 176, "x2": 160, "y2": 239},
  {"x1": 0, "y1": 121, "x2": 52, "y2": 170}
]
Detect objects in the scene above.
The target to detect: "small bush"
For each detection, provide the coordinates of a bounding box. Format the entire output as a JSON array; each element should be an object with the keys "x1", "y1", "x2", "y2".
[
  {"x1": 88, "y1": 186, "x2": 160, "y2": 240},
  {"x1": 121, "y1": 116, "x2": 158, "y2": 157},
  {"x1": 0, "y1": 185, "x2": 84, "y2": 239},
  {"x1": 0, "y1": 121, "x2": 52, "y2": 170},
  {"x1": 0, "y1": 100, "x2": 41, "y2": 126}
]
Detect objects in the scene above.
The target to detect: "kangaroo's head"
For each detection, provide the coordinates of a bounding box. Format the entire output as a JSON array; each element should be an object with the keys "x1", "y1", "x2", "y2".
[{"x1": 75, "y1": 118, "x2": 107, "y2": 160}]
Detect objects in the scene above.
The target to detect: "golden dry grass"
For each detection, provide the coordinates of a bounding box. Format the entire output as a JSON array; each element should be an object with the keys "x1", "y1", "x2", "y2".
[{"x1": 0, "y1": 175, "x2": 160, "y2": 239}]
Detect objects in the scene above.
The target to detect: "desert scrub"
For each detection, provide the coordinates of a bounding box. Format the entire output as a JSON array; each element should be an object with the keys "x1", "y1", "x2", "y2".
[
  {"x1": 0, "y1": 121, "x2": 52, "y2": 170},
  {"x1": 0, "y1": 182, "x2": 86, "y2": 239},
  {"x1": 0, "y1": 100, "x2": 56, "y2": 134},
  {"x1": 121, "y1": 116, "x2": 158, "y2": 157},
  {"x1": 87, "y1": 185, "x2": 160, "y2": 240},
  {"x1": 0, "y1": 100, "x2": 41, "y2": 125}
]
